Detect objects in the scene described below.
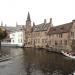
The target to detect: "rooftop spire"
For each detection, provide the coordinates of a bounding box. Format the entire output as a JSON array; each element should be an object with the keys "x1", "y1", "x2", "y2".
[
  {"x1": 16, "y1": 22, "x2": 18, "y2": 26},
  {"x1": 1, "y1": 21, "x2": 3, "y2": 26},
  {"x1": 27, "y1": 12, "x2": 31, "y2": 21}
]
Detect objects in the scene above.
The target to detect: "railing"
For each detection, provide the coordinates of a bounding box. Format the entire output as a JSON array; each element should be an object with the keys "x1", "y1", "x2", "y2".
[{"x1": 1, "y1": 42, "x2": 11, "y2": 44}]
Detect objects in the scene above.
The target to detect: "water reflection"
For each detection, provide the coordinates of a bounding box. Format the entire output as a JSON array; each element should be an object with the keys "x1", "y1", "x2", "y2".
[
  {"x1": 0, "y1": 47, "x2": 11, "y2": 57},
  {"x1": 23, "y1": 48, "x2": 75, "y2": 75},
  {"x1": 0, "y1": 47, "x2": 75, "y2": 75}
]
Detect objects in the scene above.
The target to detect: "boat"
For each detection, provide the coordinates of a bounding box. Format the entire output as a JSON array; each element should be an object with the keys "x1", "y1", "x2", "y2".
[
  {"x1": 61, "y1": 50, "x2": 75, "y2": 59},
  {"x1": 73, "y1": 72, "x2": 75, "y2": 75}
]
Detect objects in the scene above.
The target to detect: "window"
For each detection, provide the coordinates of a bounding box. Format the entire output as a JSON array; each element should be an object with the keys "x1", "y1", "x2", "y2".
[
  {"x1": 21, "y1": 39, "x2": 22, "y2": 43},
  {"x1": 64, "y1": 40, "x2": 67, "y2": 45},
  {"x1": 38, "y1": 39, "x2": 40, "y2": 43},
  {"x1": 49, "y1": 35, "x2": 51, "y2": 38},
  {"x1": 42, "y1": 39, "x2": 47, "y2": 43},
  {"x1": 35, "y1": 39, "x2": 37, "y2": 43},
  {"x1": 71, "y1": 32, "x2": 74, "y2": 37},
  {"x1": 49, "y1": 40, "x2": 51, "y2": 45},
  {"x1": 74, "y1": 26, "x2": 75, "y2": 29},
  {"x1": 18, "y1": 39, "x2": 20, "y2": 43},
  {"x1": 52, "y1": 35, "x2": 54, "y2": 37},
  {"x1": 7, "y1": 39, "x2": 11, "y2": 42},
  {"x1": 21, "y1": 34, "x2": 22, "y2": 37},
  {"x1": 55, "y1": 41, "x2": 58, "y2": 45},
  {"x1": 60, "y1": 40, "x2": 62, "y2": 45},
  {"x1": 59, "y1": 34, "x2": 63, "y2": 38},
  {"x1": 57, "y1": 34, "x2": 58, "y2": 37},
  {"x1": 18, "y1": 39, "x2": 22, "y2": 43},
  {"x1": 12, "y1": 34, "x2": 15, "y2": 36},
  {"x1": 45, "y1": 39, "x2": 47, "y2": 43},
  {"x1": 13, "y1": 40, "x2": 14, "y2": 43},
  {"x1": 36, "y1": 39, "x2": 38, "y2": 43},
  {"x1": 45, "y1": 32, "x2": 47, "y2": 34},
  {"x1": 42, "y1": 39, "x2": 44, "y2": 43}
]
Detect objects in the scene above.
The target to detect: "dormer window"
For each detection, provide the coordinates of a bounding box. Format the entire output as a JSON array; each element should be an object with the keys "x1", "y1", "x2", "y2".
[{"x1": 53, "y1": 28, "x2": 56, "y2": 31}]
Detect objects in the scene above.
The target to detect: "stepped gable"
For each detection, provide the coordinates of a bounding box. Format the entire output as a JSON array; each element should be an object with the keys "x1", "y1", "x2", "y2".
[
  {"x1": 48, "y1": 22, "x2": 73, "y2": 35},
  {"x1": 33, "y1": 23, "x2": 50, "y2": 32}
]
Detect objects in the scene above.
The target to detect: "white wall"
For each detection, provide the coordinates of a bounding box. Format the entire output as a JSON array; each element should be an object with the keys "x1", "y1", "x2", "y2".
[{"x1": 10, "y1": 30, "x2": 24, "y2": 46}]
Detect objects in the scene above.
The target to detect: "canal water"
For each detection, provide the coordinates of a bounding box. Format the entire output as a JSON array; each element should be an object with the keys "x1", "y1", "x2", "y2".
[{"x1": 0, "y1": 47, "x2": 75, "y2": 75}]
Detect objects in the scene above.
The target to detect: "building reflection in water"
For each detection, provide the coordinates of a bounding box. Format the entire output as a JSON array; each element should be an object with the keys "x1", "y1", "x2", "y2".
[{"x1": 23, "y1": 48, "x2": 75, "y2": 75}]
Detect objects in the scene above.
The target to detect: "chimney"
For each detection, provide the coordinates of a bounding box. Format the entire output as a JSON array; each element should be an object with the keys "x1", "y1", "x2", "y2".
[
  {"x1": 50, "y1": 18, "x2": 53, "y2": 27},
  {"x1": 33, "y1": 22, "x2": 35, "y2": 28},
  {"x1": 50, "y1": 18, "x2": 52, "y2": 24},
  {"x1": 33, "y1": 22, "x2": 35, "y2": 26},
  {"x1": 16, "y1": 22, "x2": 18, "y2": 27},
  {"x1": 72, "y1": 19, "x2": 75, "y2": 25},
  {"x1": 5, "y1": 24, "x2": 7, "y2": 27},
  {"x1": 72, "y1": 19, "x2": 75, "y2": 22},
  {"x1": 44, "y1": 19, "x2": 46, "y2": 25}
]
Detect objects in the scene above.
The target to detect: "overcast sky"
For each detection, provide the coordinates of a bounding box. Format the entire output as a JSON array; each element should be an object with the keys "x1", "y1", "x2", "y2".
[{"x1": 0, "y1": 0, "x2": 74, "y2": 26}]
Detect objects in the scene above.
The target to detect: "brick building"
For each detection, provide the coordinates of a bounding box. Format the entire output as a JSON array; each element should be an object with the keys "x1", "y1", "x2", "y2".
[{"x1": 25, "y1": 12, "x2": 75, "y2": 50}]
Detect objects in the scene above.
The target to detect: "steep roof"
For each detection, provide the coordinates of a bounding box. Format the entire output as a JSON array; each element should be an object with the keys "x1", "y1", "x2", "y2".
[
  {"x1": 33, "y1": 23, "x2": 50, "y2": 32},
  {"x1": 1, "y1": 26, "x2": 24, "y2": 33},
  {"x1": 48, "y1": 22, "x2": 73, "y2": 35},
  {"x1": 27, "y1": 12, "x2": 31, "y2": 21}
]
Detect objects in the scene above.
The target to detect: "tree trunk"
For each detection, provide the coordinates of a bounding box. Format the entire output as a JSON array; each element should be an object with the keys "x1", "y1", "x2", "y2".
[
  {"x1": 0, "y1": 40, "x2": 1, "y2": 57},
  {"x1": 0, "y1": 40, "x2": 1, "y2": 49}
]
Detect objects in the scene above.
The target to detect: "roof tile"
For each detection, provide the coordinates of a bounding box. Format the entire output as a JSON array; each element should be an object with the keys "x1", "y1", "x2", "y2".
[
  {"x1": 48, "y1": 22, "x2": 73, "y2": 35},
  {"x1": 33, "y1": 23, "x2": 50, "y2": 32}
]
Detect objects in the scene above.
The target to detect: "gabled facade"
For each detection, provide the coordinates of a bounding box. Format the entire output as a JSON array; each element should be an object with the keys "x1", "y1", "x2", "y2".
[
  {"x1": 48, "y1": 20, "x2": 75, "y2": 50},
  {"x1": 25, "y1": 12, "x2": 75, "y2": 49},
  {"x1": 25, "y1": 12, "x2": 53, "y2": 48}
]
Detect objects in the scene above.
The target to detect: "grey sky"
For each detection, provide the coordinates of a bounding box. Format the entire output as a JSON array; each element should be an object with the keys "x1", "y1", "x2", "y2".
[{"x1": 0, "y1": 0, "x2": 74, "y2": 26}]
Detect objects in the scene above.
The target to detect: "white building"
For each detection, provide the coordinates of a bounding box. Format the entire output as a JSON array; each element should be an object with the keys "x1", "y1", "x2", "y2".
[
  {"x1": 1, "y1": 25, "x2": 25, "y2": 47},
  {"x1": 10, "y1": 30, "x2": 24, "y2": 47}
]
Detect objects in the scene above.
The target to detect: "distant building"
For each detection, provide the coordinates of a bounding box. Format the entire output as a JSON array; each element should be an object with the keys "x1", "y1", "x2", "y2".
[
  {"x1": 10, "y1": 29, "x2": 24, "y2": 47},
  {"x1": 1, "y1": 25, "x2": 25, "y2": 47}
]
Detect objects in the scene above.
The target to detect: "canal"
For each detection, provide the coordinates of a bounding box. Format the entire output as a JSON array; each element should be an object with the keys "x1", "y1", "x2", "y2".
[{"x1": 0, "y1": 47, "x2": 75, "y2": 75}]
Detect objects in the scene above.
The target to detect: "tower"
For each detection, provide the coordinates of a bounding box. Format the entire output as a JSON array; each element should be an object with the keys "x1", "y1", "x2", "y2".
[
  {"x1": 26, "y1": 12, "x2": 31, "y2": 27},
  {"x1": 26, "y1": 12, "x2": 32, "y2": 32},
  {"x1": 1, "y1": 21, "x2": 3, "y2": 26}
]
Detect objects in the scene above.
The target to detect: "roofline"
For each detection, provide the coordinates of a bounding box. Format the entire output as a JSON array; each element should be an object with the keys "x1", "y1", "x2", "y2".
[{"x1": 54, "y1": 22, "x2": 73, "y2": 27}]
